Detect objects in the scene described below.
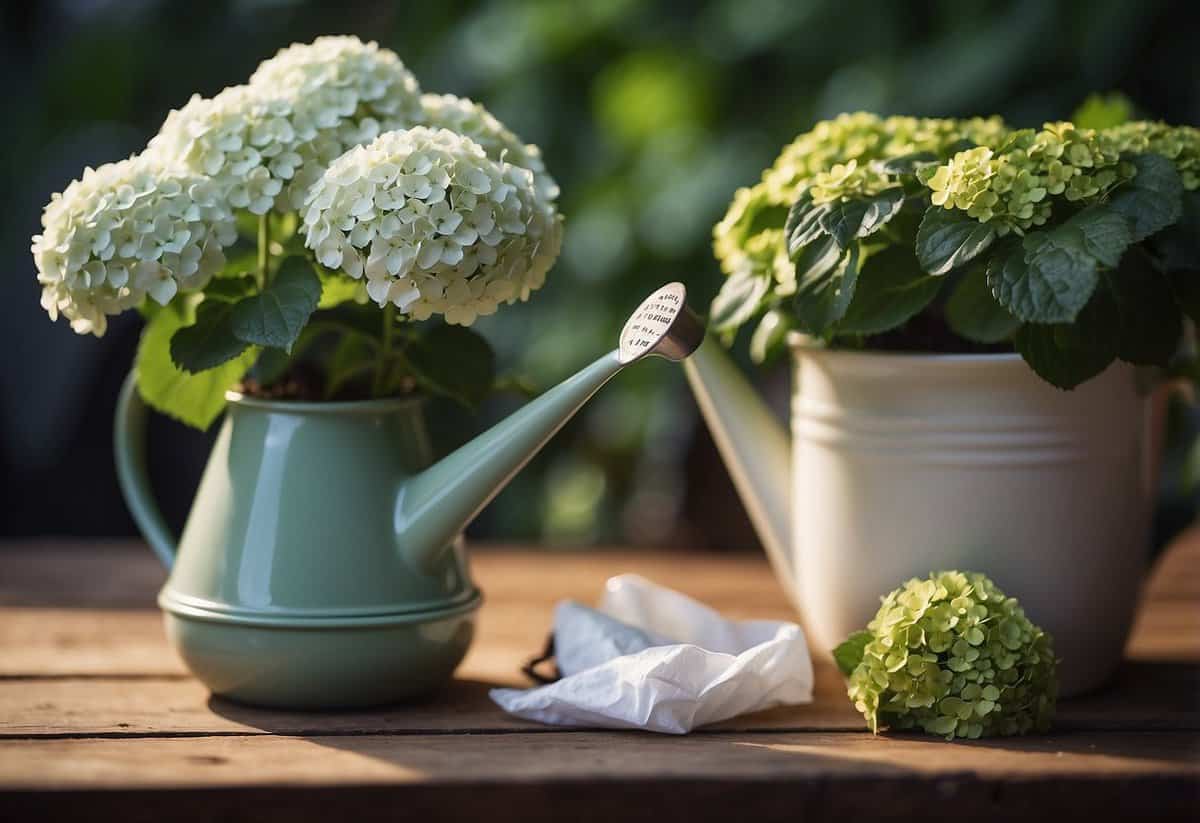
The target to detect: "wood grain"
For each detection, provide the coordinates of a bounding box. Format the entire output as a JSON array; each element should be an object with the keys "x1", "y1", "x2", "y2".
[
  {"x1": 2, "y1": 660, "x2": 1195, "y2": 738},
  {"x1": 0, "y1": 534, "x2": 1198, "y2": 822},
  {"x1": 0, "y1": 732, "x2": 1196, "y2": 822}
]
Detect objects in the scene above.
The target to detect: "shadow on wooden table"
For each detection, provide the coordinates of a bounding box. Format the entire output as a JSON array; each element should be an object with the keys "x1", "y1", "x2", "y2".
[{"x1": 205, "y1": 677, "x2": 549, "y2": 734}]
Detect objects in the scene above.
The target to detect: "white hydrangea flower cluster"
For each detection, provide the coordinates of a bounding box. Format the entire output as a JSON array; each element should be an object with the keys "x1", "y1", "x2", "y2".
[
  {"x1": 419, "y1": 93, "x2": 560, "y2": 205},
  {"x1": 250, "y1": 35, "x2": 426, "y2": 209},
  {"x1": 303, "y1": 126, "x2": 562, "y2": 326},
  {"x1": 149, "y1": 86, "x2": 303, "y2": 215},
  {"x1": 32, "y1": 155, "x2": 235, "y2": 336},
  {"x1": 149, "y1": 36, "x2": 424, "y2": 215}
]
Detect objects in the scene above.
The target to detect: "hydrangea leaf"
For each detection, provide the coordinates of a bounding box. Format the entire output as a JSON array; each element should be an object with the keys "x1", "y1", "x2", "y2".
[
  {"x1": 406, "y1": 324, "x2": 496, "y2": 409},
  {"x1": 1111, "y1": 153, "x2": 1184, "y2": 242},
  {"x1": 318, "y1": 270, "x2": 365, "y2": 309},
  {"x1": 834, "y1": 630, "x2": 873, "y2": 677},
  {"x1": 1071, "y1": 93, "x2": 1133, "y2": 130},
  {"x1": 1069, "y1": 205, "x2": 1134, "y2": 268},
  {"x1": 877, "y1": 152, "x2": 938, "y2": 176},
  {"x1": 946, "y1": 263, "x2": 1020, "y2": 344},
  {"x1": 792, "y1": 239, "x2": 859, "y2": 335},
  {"x1": 1106, "y1": 250, "x2": 1182, "y2": 366},
  {"x1": 838, "y1": 246, "x2": 942, "y2": 335},
  {"x1": 784, "y1": 192, "x2": 831, "y2": 255},
  {"x1": 915, "y1": 207, "x2": 997, "y2": 276},
  {"x1": 818, "y1": 188, "x2": 906, "y2": 250},
  {"x1": 231, "y1": 256, "x2": 322, "y2": 352},
  {"x1": 203, "y1": 275, "x2": 257, "y2": 303},
  {"x1": 1151, "y1": 191, "x2": 1200, "y2": 273},
  {"x1": 988, "y1": 231, "x2": 1099, "y2": 324},
  {"x1": 1014, "y1": 288, "x2": 1118, "y2": 389},
  {"x1": 136, "y1": 298, "x2": 257, "y2": 430},
  {"x1": 710, "y1": 271, "x2": 770, "y2": 332},
  {"x1": 170, "y1": 299, "x2": 250, "y2": 374},
  {"x1": 749, "y1": 308, "x2": 793, "y2": 364}
]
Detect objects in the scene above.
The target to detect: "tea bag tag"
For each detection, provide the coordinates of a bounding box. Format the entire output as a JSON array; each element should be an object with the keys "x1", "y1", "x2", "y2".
[{"x1": 617, "y1": 282, "x2": 705, "y2": 364}]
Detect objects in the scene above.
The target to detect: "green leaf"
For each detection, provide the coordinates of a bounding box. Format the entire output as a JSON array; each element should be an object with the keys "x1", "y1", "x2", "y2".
[
  {"x1": 877, "y1": 152, "x2": 937, "y2": 176},
  {"x1": 946, "y1": 264, "x2": 1020, "y2": 344},
  {"x1": 318, "y1": 270, "x2": 365, "y2": 309},
  {"x1": 231, "y1": 255, "x2": 322, "y2": 352},
  {"x1": 1111, "y1": 153, "x2": 1184, "y2": 243},
  {"x1": 169, "y1": 299, "x2": 249, "y2": 373},
  {"x1": 915, "y1": 207, "x2": 997, "y2": 276},
  {"x1": 1014, "y1": 289, "x2": 1118, "y2": 390},
  {"x1": 838, "y1": 246, "x2": 942, "y2": 335},
  {"x1": 1151, "y1": 190, "x2": 1200, "y2": 272},
  {"x1": 792, "y1": 241, "x2": 859, "y2": 335},
  {"x1": 406, "y1": 324, "x2": 497, "y2": 409},
  {"x1": 1070, "y1": 205, "x2": 1134, "y2": 268},
  {"x1": 1106, "y1": 250, "x2": 1182, "y2": 366},
  {"x1": 784, "y1": 192, "x2": 830, "y2": 254},
  {"x1": 749, "y1": 308, "x2": 793, "y2": 364},
  {"x1": 203, "y1": 275, "x2": 257, "y2": 303},
  {"x1": 135, "y1": 299, "x2": 257, "y2": 430},
  {"x1": 818, "y1": 188, "x2": 905, "y2": 249},
  {"x1": 988, "y1": 231, "x2": 1099, "y2": 324},
  {"x1": 710, "y1": 271, "x2": 770, "y2": 332},
  {"x1": 324, "y1": 333, "x2": 378, "y2": 399},
  {"x1": 1071, "y1": 92, "x2": 1133, "y2": 130},
  {"x1": 834, "y1": 630, "x2": 873, "y2": 677},
  {"x1": 250, "y1": 347, "x2": 292, "y2": 386}
]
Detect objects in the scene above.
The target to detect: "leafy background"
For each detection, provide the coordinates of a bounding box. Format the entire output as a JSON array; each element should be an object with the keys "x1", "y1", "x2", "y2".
[{"x1": 2, "y1": 0, "x2": 1197, "y2": 548}]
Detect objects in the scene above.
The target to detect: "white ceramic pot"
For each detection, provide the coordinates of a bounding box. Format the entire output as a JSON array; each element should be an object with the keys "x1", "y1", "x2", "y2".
[{"x1": 685, "y1": 338, "x2": 1162, "y2": 696}]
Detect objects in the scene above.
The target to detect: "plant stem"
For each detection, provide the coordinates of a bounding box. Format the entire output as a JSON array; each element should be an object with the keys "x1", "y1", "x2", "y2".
[
  {"x1": 257, "y1": 214, "x2": 271, "y2": 288},
  {"x1": 373, "y1": 303, "x2": 396, "y2": 397}
]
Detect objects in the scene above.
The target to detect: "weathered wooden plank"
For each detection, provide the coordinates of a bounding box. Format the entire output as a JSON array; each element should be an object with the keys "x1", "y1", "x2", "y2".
[
  {"x1": 0, "y1": 732, "x2": 1196, "y2": 823},
  {"x1": 2, "y1": 534, "x2": 1198, "y2": 679},
  {"x1": 3, "y1": 658, "x2": 1193, "y2": 738},
  {"x1": 0, "y1": 661, "x2": 863, "y2": 737}
]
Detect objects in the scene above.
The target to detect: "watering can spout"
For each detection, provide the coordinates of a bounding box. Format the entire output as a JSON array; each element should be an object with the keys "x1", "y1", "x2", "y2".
[
  {"x1": 684, "y1": 339, "x2": 794, "y2": 599},
  {"x1": 394, "y1": 283, "x2": 704, "y2": 571}
]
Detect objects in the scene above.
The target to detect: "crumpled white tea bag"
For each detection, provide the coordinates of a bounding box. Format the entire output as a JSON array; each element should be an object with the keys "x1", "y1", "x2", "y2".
[{"x1": 490, "y1": 573, "x2": 813, "y2": 734}]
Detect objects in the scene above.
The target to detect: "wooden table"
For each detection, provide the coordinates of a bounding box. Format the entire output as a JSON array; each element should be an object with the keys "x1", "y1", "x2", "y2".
[{"x1": 1, "y1": 537, "x2": 1197, "y2": 822}]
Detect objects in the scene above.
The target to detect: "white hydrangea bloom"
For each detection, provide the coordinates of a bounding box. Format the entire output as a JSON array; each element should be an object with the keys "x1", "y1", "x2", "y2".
[
  {"x1": 419, "y1": 93, "x2": 559, "y2": 205},
  {"x1": 149, "y1": 37, "x2": 425, "y2": 215},
  {"x1": 250, "y1": 36, "x2": 425, "y2": 208},
  {"x1": 148, "y1": 85, "x2": 304, "y2": 215},
  {"x1": 302, "y1": 126, "x2": 562, "y2": 326},
  {"x1": 32, "y1": 155, "x2": 236, "y2": 336}
]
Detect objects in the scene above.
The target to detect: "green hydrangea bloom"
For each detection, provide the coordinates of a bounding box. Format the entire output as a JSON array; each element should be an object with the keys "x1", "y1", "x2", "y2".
[
  {"x1": 1107, "y1": 121, "x2": 1200, "y2": 190},
  {"x1": 713, "y1": 113, "x2": 1008, "y2": 294},
  {"x1": 920, "y1": 122, "x2": 1133, "y2": 235},
  {"x1": 846, "y1": 571, "x2": 1057, "y2": 740}
]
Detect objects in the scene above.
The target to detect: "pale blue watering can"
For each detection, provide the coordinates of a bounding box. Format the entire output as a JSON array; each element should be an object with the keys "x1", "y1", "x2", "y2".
[{"x1": 114, "y1": 283, "x2": 703, "y2": 709}]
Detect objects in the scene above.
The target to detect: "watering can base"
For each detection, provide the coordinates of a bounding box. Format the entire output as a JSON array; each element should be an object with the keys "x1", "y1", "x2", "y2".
[{"x1": 164, "y1": 604, "x2": 477, "y2": 710}]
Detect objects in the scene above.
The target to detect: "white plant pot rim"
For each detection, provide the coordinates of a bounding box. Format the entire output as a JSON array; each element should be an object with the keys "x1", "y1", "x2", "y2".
[{"x1": 785, "y1": 331, "x2": 1022, "y2": 364}]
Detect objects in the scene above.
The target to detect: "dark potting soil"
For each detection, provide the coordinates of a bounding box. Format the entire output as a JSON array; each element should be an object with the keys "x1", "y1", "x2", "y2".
[{"x1": 849, "y1": 312, "x2": 1014, "y2": 355}]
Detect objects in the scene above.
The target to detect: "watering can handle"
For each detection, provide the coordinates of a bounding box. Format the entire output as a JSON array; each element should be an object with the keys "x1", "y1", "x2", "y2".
[{"x1": 113, "y1": 372, "x2": 177, "y2": 569}]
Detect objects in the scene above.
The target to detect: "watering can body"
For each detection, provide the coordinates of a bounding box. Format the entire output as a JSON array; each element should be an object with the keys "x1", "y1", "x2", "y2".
[
  {"x1": 115, "y1": 284, "x2": 703, "y2": 709},
  {"x1": 685, "y1": 336, "x2": 1159, "y2": 697}
]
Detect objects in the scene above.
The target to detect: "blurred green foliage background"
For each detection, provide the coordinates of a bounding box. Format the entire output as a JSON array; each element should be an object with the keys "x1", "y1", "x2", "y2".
[{"x1": 2, "y1": 0, "x2": 1196, "y2": 547}]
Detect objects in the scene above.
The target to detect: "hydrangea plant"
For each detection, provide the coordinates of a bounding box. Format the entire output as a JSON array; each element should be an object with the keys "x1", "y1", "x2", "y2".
[
  {"x1": 711, "y1": 110, "x2": 1200, "y2": 389},
  {"x1": 32, "y1": 35, "x2": 562, "y2": 428},
  {"x1": 834, "y1": 571, "x2": 1057, "y2": 740}
]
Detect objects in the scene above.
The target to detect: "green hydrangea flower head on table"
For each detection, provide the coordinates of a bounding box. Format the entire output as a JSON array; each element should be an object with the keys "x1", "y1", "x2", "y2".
[{"x1": 836, "y1": 571, "x2": 1057, "y2": 740}]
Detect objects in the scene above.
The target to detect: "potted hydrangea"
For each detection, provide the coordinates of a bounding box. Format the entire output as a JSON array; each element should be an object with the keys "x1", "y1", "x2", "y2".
[
  {"x1": 685, "y1": 112, "x2": 1198, "y2": 696},
  {"x1": 31, "y1": 37, "x2": 567, "y2": 708},
  {"x1": 34, "y1": 36, "x2": 561, "y2": 427}
]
